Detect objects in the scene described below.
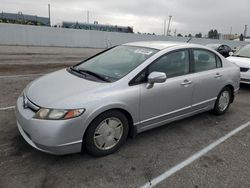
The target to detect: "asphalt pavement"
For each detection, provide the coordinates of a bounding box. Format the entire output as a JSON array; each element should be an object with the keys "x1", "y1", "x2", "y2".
[{"x1": 0, "y1": 45, "x2": 249, "y2": 188}]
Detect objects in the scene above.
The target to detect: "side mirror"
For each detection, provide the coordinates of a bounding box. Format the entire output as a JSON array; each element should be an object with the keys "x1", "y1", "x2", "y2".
[
  {"x1": 146, "y1": 72, "x2": 167, "y2": 89},
  {"x1": 229, "y1": 52, "x2": 234, "y2": 56}
]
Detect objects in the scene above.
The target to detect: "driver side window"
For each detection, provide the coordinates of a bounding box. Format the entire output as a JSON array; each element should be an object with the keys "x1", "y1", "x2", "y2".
[
  {"x1": 148, "y1": 50, "x2": 190, "y2": 78},
  {"x1": 130, "y1": 50, "x2": 190, "y2": 85}
]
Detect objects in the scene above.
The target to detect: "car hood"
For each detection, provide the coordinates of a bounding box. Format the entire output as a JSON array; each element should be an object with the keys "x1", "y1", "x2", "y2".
[
  {"x1": 26, "y1": 69, "x2": 109, "y2": 109},
  {"x1": 227, "y1": 56, "x2": 250, "y2": 68}
]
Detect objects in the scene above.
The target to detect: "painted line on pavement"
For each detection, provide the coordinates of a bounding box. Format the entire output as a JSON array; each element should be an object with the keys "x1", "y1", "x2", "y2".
[
  {"x1": 140, "y1": 121, "x2": 250, "y2": 188},
  {"x1": 0, "y1": 106, "x2": 15, "y2": 111},
  {"x1": 0, "y1": 73, "x2": 44, "y2": 79}
]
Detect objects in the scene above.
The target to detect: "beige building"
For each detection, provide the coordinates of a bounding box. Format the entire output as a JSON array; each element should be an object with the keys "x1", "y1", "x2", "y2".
[{"x1": 223, "y1": 34, "x2": 238, "y2": 40}]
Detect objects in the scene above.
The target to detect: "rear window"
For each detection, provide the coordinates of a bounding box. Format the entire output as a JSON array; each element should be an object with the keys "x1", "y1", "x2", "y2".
[{"x1": 193, "y1": 50, "x2": 217, "y2": 72}]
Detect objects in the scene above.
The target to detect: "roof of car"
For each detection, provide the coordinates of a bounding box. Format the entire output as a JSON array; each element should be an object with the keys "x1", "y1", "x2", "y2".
[{"x1": 124, "y1": 41, "x2": 205, "y2": 50}]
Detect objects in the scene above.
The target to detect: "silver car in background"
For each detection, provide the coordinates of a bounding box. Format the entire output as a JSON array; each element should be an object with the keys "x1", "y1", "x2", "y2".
[{"x1": 15, "y1": 41, "x2": 240, "y2": 156}]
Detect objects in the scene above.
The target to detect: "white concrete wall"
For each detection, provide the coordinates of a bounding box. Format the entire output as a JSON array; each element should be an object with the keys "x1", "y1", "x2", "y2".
[{"x1": 0, "y1": 23, "x2": 249, "y2": 49}]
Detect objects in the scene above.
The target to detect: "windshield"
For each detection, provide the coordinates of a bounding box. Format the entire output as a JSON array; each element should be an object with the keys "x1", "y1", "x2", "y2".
[
  {"x1": 233, "y1": 45, "x2": 250, "y2": 58},
  {"x1": 76, "y1": 45, "x2": 158, "y2": 81}
]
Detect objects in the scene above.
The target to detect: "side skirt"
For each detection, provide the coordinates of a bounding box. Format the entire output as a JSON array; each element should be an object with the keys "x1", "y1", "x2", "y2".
[{"x1": 135, "y1": 107, "x2": 211, "y2": 134}]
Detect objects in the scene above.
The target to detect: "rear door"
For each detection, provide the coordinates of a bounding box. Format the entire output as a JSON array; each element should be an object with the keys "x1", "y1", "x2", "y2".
[{"x1": 191, "y1": 49, "x2": 224, "y2": 110}]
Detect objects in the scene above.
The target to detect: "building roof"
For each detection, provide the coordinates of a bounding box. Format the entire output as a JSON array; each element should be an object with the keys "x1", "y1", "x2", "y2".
[
  {"x1": 61, "y1": 21, "x2": 132, "y2": 30},
  {"x1": 0, "y1": 12, "x2": 49, "y2": 25}
]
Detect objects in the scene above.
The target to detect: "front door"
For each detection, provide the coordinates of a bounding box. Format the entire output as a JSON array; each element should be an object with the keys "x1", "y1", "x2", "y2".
[{"x1": 138, "y1": 49, "x2": 194, "y2": 131}]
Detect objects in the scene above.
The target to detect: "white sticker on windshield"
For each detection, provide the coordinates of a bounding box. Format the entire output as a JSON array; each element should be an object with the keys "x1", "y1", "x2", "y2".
[{"x1": 134, "y1": 49, "x2": 154, "y2": 55}]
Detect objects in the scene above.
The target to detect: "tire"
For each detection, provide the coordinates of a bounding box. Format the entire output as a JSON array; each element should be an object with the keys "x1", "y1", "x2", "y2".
[
  {"x1": 84, "y1": 110, "x2": 129, "y2": 157},
  {"x1": 213, "y1": 87, "x2": 232, "y2": 115}
]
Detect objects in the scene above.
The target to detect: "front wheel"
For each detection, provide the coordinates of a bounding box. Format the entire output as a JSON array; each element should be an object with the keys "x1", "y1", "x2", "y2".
[
  {"x1": 213, "y1": 87, "x2": 232, "y2": 115},
  {"x1": 84, "y1": 110, "x2": 129, "y2": 157}
]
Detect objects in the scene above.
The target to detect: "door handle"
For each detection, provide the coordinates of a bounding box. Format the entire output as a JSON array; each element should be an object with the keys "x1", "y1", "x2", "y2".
[
  {"x1": 181, "y1": 79, "x2": 193, "y2": 86},
  {"x1": 214, "y1": 73, "x2": 222, "y2": 78}
]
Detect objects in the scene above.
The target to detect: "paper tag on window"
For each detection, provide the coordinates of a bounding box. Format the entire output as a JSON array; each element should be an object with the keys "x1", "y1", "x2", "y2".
[{"x1": 134, "y1": 49, "x2": 154, "y2": 55}]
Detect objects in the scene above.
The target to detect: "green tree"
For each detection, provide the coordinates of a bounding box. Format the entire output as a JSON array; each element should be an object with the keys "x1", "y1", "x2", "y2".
[
  {"x1": 195, "y1": 32, "x2": 202, "y2": 38},
  {"x1": 214, "y1": 30, "x2": 218, "y2": 38},
  {"x1": 208, "y1": 29, "x2": 219, "y2": 39},
  {"x1": 177, "y1": 33, "x2": 183, "y2": 37}
]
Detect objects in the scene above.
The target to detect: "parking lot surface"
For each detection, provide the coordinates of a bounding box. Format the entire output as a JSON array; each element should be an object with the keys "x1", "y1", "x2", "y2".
[{"x1": 0, "y1": 46, "x2": 249, "y2": 188}]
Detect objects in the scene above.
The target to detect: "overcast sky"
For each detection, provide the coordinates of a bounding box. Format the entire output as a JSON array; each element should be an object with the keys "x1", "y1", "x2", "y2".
[{"x1": 1, "y1": 0, "x2": 249, "y2": 36}]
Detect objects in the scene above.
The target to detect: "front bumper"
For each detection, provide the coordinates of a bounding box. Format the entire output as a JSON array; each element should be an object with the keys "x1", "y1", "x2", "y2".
[
  {"x1": 240, "y1": 72, "x2": 250, "y2": 84},
  {"x1": 15, "y1": 96, "x2": 84, "y2": 155}
]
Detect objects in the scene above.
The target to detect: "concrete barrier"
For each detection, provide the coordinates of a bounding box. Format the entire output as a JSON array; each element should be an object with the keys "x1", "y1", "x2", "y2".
[{"x1": 0, "y1": 23, "x2": 249, "y2": 48}]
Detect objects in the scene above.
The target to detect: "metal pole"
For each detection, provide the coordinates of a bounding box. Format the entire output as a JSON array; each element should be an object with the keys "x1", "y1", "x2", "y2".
[
  {"x1": 244, "y1": 25, "x2": 248, "y2": 40},
  {"x1": 87, "y1": 10, "x2": 89, "y2": 23},
  {"x1": 166, "y1": 15, "x2": 172, "y2": 36},
  {"x1": 48, "y1": 4, "x2": 51, "y2": 26},
  {"x1": 230, "y1": 26, "x2": 232, "y2": 40},
  {"x1": 163, "y1": 18, "x2": 166, "y2": 36}
]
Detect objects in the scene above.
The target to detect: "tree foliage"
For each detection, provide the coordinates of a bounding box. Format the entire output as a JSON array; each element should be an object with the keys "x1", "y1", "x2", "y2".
[
  {"x1": 208, "y1": 29, "x2": 219, "y2": 39},
  {"x1": 195, "y1": 33, "x2": 202, "y2": 38}
]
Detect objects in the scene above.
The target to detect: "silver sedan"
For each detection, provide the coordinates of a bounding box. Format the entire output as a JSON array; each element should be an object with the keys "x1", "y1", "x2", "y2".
[{"x1": 15, "y1": 41, "x2": 240, "y2": 156}]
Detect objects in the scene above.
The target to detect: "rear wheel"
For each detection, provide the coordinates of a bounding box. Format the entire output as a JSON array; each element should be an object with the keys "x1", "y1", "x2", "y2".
[
  {"x1": 85, "y1": 110, "x2": 129, "y2": 157},
  {"x1": 213, "y1": 87, "x2": 232, "y2": 115}
]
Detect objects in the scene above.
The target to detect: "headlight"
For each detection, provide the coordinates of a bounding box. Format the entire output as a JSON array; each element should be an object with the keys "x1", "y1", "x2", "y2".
[{"x1": 34, "y1": 108, "x2": 85, "y2": 120}]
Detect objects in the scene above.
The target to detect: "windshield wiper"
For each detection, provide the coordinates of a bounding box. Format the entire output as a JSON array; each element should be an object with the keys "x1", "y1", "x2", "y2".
[
  {"x1": 69, "y1": 66, "x2": 87, "y2": 77},
  {"x1": 78, "y1": 69, "x2": 111, "y2": 82}
]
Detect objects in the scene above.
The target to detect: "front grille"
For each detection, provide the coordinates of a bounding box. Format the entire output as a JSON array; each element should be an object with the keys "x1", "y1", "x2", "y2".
[
  {"x1": 24, "y1": 130, "x2": 32, "y2": 140},
  {"x1": 240, "y1": 67, "x2": 249, "y2": 72},
  {"x1": 241, "y1": 78, "x2": 250, "y2": 82}
]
